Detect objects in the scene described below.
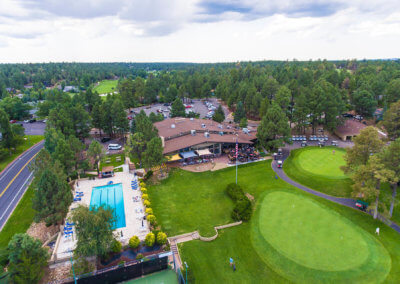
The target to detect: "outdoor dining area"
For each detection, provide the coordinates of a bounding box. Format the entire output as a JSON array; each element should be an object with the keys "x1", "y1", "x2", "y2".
[
  {"x1": 227, "y1": 145, "x2": 260, "y2": 163},
  {"x1": 167, "y1": 148, "x2": 215, "y2": 166}
]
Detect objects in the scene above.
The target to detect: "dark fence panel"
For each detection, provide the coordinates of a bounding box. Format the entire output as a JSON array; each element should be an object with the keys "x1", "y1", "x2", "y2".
[{"x1": 66, "y1": 256, "x2": 168, "y2": 284}]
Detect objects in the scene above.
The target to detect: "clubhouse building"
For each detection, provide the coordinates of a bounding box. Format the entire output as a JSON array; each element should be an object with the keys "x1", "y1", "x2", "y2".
[{"x1": 154, "y1": 118, "x2": 257, "y2": 161}]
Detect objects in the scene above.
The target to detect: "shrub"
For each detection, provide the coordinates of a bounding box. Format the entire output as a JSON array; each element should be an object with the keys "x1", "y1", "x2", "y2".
[
  {"x1": 144, "y1": 170, "x2": 153, "y2": 180},
  {"x1": 142, "y1": 194, "x2": 149, "y2": 200},
  {"x1": 232, "y1": 198, "x2": 252, "y2": 221},
  {"x1": 145, "y1": 232, "x2": 155, "y2": 247},
  {"x1": 118, "y1": 260, "x2": 125, "y2": 267},
  {"x1": 226, "y1": 183, "x2": 252, "y2": 221},
  {"x1": 111, "y1": 240, "x2": 122, "y2": 253},
  {"x1": 140, "y1": 187, "x2": 147, "y2": 193},
  {"x1": 72, "y1": 257, "x2": 95, "y2": 276},
  {"x1": 143, "y1": 200, "x2": 151, "y2": 207},
  {"x1": 140, "y1": 182, "x2": 146, "y2": 187},
  {"x1": 145, "y1": 208, "x2": 153, "y2": 215},
  {"x1": 156, "y1": 232, "x2": 168, "y2": 245},
  {"x1": 129, "y1": 236, "x2": 140, "y2": 249},
  {"x1": 226, "y1": 183, "x2": 244, "y2": 201},
  {"x1": 147, "y1": 215, "x2": 156, "y2": 225},
  {"x1": 136, "y1": 253, "x2": 144, "y2": 260}
]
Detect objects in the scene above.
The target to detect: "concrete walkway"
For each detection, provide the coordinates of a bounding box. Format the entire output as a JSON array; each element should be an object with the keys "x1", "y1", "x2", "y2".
[{"x1": 270, "y1": 147, "x2": 400, "y2": 234}]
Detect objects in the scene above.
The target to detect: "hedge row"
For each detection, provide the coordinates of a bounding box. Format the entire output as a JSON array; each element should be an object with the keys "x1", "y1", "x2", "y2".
[{"x1": 225, "y1": 183, "x2": 252, "y2": 221}]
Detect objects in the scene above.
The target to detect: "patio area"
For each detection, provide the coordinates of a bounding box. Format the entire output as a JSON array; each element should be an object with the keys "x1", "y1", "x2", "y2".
[{"x1": 53, "y1": 165, "x2": 150, "y2": 262}]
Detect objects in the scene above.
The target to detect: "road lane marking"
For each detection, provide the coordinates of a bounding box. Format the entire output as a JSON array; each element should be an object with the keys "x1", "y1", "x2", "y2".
[
  {"x1": 0, "y1": 152, "x2": 39, "y2": 199},
  {"x1": 0, "y1": 171, "x2": 34, "y2": 229},
  {"x1": 0, "y1": 141, "x2": 43, "y2": 182}
]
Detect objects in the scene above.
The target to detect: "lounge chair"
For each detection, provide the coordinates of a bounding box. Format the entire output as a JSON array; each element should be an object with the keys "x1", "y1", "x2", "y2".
[
  {"x1": 107, "y1": 181, "x2": 113, "y2": 185},
  {"x1": 73, "y1": 198, "x2": 81, "y2": 202}
]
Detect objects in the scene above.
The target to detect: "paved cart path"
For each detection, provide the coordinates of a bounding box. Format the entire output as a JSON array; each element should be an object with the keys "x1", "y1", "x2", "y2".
[{"x1": 270, "y1": 147, "x2": 400, "y2": 234}]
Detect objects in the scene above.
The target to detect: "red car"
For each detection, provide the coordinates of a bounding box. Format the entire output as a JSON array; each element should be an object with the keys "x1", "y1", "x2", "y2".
[
  {"x1": 185, "y1": 105, "x2": 192, "y2": 108},
  {"x1": 127, "y1": 116, "x2": 133, "y2": 120},
  {"x1": 9, "y1": 120, "x2": 17, "y2": 124}
]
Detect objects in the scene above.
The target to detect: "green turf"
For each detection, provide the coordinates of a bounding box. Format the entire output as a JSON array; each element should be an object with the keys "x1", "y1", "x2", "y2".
[
  {"x1": 0, "y1": 183, "x2": 36, "y2": 249},
  {"x1": 170, "y1": 161, "x2": 400, "y2": 283},
  {"x1": 93, "y1": 80, "x2": 118, "y2": 94},
  {"x1": 0, "y1": 135, "x2": 44, "y2": 172},
  {"x1": 296, "y1": 147, "x2": 347, "y2": 178},
  {"x1": 284, "y1": 146, "x2": 353, "y2": 197},
  {"x1": 252, "y1": 191, "x2": 391, "y2": 282},
  {"x1": 125, "y1": 269, "x2": 177, "y2": 284},
  {"x1": 100, "y1": 154, "x2": 125, "y2": 172}
]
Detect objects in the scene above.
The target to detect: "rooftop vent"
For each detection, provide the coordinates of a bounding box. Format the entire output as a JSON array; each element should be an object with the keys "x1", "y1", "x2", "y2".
[
  {"x1": 171, "y1": 124, "x2": 176, "y2": 129},
  {"x1": 219, "y1": 131, "x2": 224, "y2": 136},
  {"x1": 191, "y1": 130, "x2": 196, "y2": 136},
  {"x1": 201, "y1": 123, "x2": 206, "y2": 128},
  {"x1": 243, "y1": 128, "x2": 249, "y2": 134},
  {"x1": 190, "y1": 117, "x2": 194, "y2": 121},
  {"x1": 218, "y1": 124, "x2": 223, "y2": 129},
  {"x1": 204, "y1": 132, "x2": 210, "y2": 138}
]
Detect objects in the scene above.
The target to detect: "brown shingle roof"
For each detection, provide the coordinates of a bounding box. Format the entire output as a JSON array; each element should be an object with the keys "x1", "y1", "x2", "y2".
[{"x1": 154, "y1": 118, "x2": 256, "y2": 154}]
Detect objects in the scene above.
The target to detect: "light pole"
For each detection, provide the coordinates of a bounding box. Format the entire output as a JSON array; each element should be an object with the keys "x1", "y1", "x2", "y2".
[{"x1": 184, "y1": 261, "x2": 188, "y2": 284}]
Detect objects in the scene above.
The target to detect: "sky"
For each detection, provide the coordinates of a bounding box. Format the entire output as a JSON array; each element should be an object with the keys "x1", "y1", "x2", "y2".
[{"x1": 0, "y1": 0, "x2": 399, "y2": 63}]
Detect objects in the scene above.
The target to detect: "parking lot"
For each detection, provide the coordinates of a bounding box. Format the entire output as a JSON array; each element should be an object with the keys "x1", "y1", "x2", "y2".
[
  {"x1": 130, "y1": 98, "x2": 228, "y2": 120},
  {"x1": 18, "y1": 121, "x2": 46, "y2": 136}
]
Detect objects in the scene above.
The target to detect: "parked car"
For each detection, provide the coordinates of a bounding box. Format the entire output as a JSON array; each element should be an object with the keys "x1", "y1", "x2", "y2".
[
  {"x1": 101, "y1": 137, "x2": 111, "y2": 143},
  {"x1": 9, "y1": 120, "x2": 17, "y2": 124},
  {"x1": 28, "y1": 119, "x2": 36, "y2": 123},
  {"x1": 331, "y1": 140, "x2": 338, "y2": 146},
  {"x1": 24, "y1": 119, "x2": 30, "y2": 123},
  {"x1": 108, "y1": 144, "x2": 122, "y2": 150},
  {"x1": 277, "y1": 160, "x2": 283, "y2": 168},
  {"x1": 301, "y1": 141, "x2": 307, "y2": 147},
  {"x1": 127, "y1": 116, "x2": 133, "y2": 120}
]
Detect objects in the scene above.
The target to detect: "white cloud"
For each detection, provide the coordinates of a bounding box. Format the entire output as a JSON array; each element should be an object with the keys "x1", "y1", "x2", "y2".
[{"x1": 0, "y1": 0, "x2": 399, "y2": 62}]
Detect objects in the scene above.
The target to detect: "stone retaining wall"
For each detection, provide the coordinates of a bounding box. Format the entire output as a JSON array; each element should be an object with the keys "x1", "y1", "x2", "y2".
[{"x1": 199, "y1": 221, "x2": 242, "y2": 242}]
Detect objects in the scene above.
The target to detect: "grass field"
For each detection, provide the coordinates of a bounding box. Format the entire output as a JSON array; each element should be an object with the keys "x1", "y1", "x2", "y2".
[
  {"x1": 148, "y1": 161, "x2": 400, "y2": 283},
  {"x1": 0, "y1": 135, "x2": 44, "y2": 172},
  {"x1": 284, "y1": 146, "x2": 353, "y2": 197},
  {"x1": 0, "y1": 183, "x2": 36, "y2": 249},
  {"x1": 93, "y1": 80, "x2": 118, "y2": 94}
]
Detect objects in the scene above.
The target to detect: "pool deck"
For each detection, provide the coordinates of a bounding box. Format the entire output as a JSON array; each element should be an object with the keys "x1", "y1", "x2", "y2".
[{"x1": 54, "y1": 165, "x2": 150, "y2": 261}]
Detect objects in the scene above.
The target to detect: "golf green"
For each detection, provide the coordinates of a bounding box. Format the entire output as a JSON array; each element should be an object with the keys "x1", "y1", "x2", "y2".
[
  {"x1": 252, "y1": 191, "x2": 391, "y2": 282},
  {"x1": 284, "y1": 147, "x2": 353, "y2": 197},
  {"x1": 296, "y1": 147, "x2": 346, "y2": 178}
]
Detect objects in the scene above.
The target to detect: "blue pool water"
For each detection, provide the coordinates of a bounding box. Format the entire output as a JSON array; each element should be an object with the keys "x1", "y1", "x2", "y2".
[{"x1": 90, "y1": 183, "x2": 126, "y2": 229}]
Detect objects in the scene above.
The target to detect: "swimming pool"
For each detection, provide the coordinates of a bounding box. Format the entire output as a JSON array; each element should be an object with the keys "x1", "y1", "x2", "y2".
[{"x1": 90, "y1": 183, "x2": 126, "y2": 229}]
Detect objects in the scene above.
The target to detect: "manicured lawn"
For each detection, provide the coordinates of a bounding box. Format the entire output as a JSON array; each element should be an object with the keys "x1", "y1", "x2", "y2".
[
  {"x1": 0, "y1": 183, "x2": 36, "y2": 249},
  {"x1": 252, "y1": 191, "x2": 390, "y2": 282},
  {"x1": 148, "y1": 162, "x2": 276, "y2": 237},
  {"x1": 93, "y1": 80, "x2": 118, "y2": 94},
  {"x1": 153, "y1": 161, "x2": 400, "y2": 283},
  {"x1": 0, "y1": 135, "x2": 44, "y2": 172},
  {"x1": 284, "y1": 146, "x2": 353, "y2": 197},
  {"x1": 100, "y1": 154, "x2": 125, "y2": 173}
]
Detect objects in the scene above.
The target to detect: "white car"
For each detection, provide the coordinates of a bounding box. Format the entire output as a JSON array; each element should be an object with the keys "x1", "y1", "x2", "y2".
[
  {"x1": 108, "y1": 144, "x2": 122, "y2": 150},
  {"x1": 24, "y1": 119, "x2": 30, "y2": 123}
]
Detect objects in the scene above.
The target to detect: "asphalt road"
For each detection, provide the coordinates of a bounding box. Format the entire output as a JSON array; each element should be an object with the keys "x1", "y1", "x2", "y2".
[{"x1": 0, "y1": 140, "x2": 44, "y2": 230}]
